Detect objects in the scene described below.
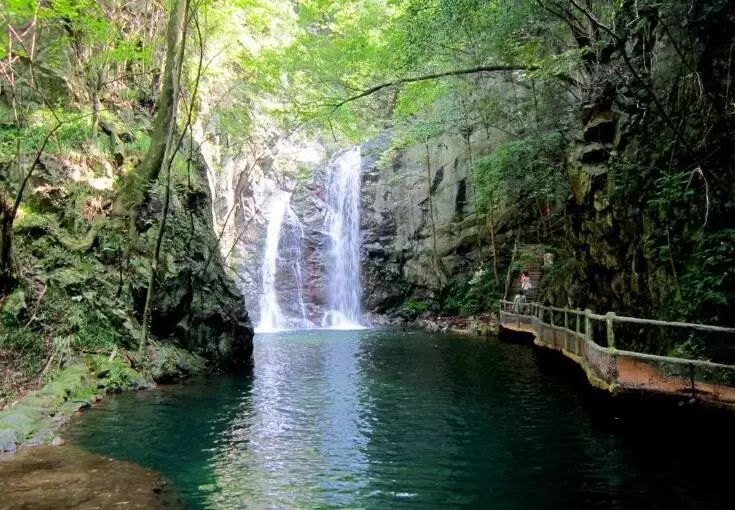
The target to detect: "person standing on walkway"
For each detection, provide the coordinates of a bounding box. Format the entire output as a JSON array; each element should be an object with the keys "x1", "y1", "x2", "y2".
[
  {"x1": 513, "y1": 292, "x2": 526, "y2": 314},
  {"x1": 520, "y1": 271, "x2": 532, "y2": 297}
]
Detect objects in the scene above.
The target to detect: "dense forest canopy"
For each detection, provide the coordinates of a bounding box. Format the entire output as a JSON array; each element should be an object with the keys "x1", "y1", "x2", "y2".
[{"x1": 232, "y1": 0, "x2": 735, "y2": 328}]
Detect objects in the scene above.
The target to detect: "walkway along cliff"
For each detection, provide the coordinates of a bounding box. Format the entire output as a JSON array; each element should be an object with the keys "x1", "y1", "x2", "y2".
[{"x1": 499, "y1": 301, "x2": 735, "y2": 407}]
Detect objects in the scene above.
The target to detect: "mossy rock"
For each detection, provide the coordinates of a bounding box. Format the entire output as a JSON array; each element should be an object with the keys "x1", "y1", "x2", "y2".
[
  {"x1": 25, "y1": 428, "x2": 55, "y2": 447},
  {"x1": 1, "y1": 289, "x2": 27, "y2": 321},
  {"x1": 15, "y1": 210, "x2": 99, "y2": 253},
  {"x1": 0, "y1": 428, "x2": 22, "y2": 451},
  {"x1": 59, "y1": 400, "x2": 90, "y2": 417},
  {"x1": 17, "y1": 393, "x2": 58, "y2": 414},
  {"x1": 56, "y1": 227, "x2": 98, "y2": 253},
  {"x1": 13, "y1": 211, "x2": 57, "y2": 234},
  {"x1": 49, "y1": 267, "x2": 93, "y2": 289},
  {"x1": 148, "y1": 345, "x2": 207, "y2": 383},
  {"x1": 101, "y1": 363, "x2": 149, "y2": 392},
  {"x1": 7, "y1": 404, "x2": 46, "y2": 424},
  {"x1": 45, "y1": 364, "x2": 91, "y2": 397},
  {"x1": 0, "y1": 411, "x2": 36, "y2": 440},
  {"x1": 85, "y1": 355, "x2": 149, "y2": 392},
  {"x1": 0, "y1": 364, "x2": 97, "y2": 451}
]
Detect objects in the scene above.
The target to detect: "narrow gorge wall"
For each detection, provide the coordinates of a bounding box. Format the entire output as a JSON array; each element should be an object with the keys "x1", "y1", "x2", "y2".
[
  {"x1": 561, "y1": 2, "x2": 735, "y2": 323},
  {"x1": 360, "y1": 81, "x2": 527, "y2": 314},
  {"x1": 360, "y1": 133, "x2": 501, "y2": 313}
]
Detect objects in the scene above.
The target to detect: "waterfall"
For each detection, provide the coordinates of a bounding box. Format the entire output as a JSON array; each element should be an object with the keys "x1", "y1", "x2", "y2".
[
  {"x1": 255, "y1": 190, "x2": 311, "y2": 333},
  {"x1": 254, "y1": 146, "x2": 365, "y2": 332},
  {"x1": 285, "y1": 205, "x2": 309, "y2": 328},
  {"x1": 321, "y1": 147, "x2": 365, "y2": 329},
  {"x1": 255, "y1": 191, "x2": 289, "y2": 333}
]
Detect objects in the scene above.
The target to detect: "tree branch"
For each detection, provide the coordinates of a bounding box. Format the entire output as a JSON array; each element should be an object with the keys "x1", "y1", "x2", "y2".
[
  {"x1": 566, "y1": 0, "x2": 698, "y2": 155},
  {"x1": 329, "y1": 65, "x2": 533, "y2": 110}
]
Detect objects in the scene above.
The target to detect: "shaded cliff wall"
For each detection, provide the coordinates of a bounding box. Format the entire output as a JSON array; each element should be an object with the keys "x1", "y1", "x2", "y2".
[
  {"x1": 360, "y1": 76, "x2": 531, "y2": 315},
  {"x1": 361, "y1": 2, "x2": 735, "y2": 328},
  {"x1": 0, "y1": 4, "x2": 254, "y2": 377},
  {"x1": 563, "y1": 2, "x2": 735, "y2": 325}
]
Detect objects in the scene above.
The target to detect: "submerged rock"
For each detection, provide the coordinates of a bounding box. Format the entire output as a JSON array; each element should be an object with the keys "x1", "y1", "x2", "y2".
[{"x1": 0, "y1": 445, "x2": 184, "y2": 509}]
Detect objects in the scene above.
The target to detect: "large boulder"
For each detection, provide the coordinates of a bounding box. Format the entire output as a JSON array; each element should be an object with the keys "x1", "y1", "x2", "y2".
[{"x1": 134, "y1": 150, "x2": 254, "y2": 370}]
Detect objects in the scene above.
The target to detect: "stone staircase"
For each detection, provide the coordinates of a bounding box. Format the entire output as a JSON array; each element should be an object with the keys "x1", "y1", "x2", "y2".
[{"x1": 508, "y1": 244, "x2": 544, "y2": 301}]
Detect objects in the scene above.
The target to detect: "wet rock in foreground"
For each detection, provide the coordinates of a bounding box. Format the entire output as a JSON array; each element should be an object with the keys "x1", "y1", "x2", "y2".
[{"x1": 0, "y1": 445, "x2": 183, "y2": 509}]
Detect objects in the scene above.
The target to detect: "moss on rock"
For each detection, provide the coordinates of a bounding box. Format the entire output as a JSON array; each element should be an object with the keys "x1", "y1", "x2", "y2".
[{"x1": 0, "y1": 341, "x2": 214, "y2": 452}]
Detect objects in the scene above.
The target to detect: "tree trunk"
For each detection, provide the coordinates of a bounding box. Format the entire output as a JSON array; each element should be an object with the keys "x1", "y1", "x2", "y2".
[
  {"x1": 425, "y1": 142, "x2": 445, "y2": 291},
  {"x1": 113, "y1": 0, "x2": 187, "y2": 218},
  {"x1": 504, "y1": 235, "x2": 518, "y2": 300},
  {"x1": 462, "y1": 131, "x2": 484, "y2": 259},
  {"x1": 137, "y1": 0, "x2": 190, "y2": 353},
  {"x1": 0, "y1": 196, "x2": 14, "y2": 290},
  {"x1": 487, "y1": 206, "x2": 500, "y2": 284},
  {"x1": 139, "y1": 0, "x2": 187, "y2": 183},
  {"x1": 91, "y1": 88, "x2": 100, "y2": 137}
]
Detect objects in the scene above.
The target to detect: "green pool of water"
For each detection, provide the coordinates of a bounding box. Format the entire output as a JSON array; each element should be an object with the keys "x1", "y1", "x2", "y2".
[{"x1": 66, "y1": 330, "x2": 732, "y2": 509}]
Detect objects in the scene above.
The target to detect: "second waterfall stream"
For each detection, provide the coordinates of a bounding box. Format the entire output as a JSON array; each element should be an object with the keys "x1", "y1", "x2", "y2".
[{"x1": 321, "y1": 147, "x2": 365, "y2": 329}]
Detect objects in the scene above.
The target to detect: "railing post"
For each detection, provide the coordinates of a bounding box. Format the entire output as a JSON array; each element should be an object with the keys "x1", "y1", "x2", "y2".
[
  {"x1": 606, "y1": 312, "x2": 616, "y2": 349},
  {"x1": 584, "y1": 309, "x2": 592, "y2": 343},
  {"x1": 564, "y1": 310, "x2": 568, "y2": 330},
  {"x1": 538, "y1": 305, "x2": 544, "y2": 342}
]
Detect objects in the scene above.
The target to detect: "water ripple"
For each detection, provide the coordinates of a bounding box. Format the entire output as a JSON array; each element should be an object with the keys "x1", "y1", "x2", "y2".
[{"x1": 66, "y1": 330, "x2": 734, "y2": 509}]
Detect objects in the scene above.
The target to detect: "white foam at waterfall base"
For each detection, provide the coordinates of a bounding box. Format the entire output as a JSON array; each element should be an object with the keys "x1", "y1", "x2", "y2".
[
  {"x1": 320, "y1": 311, "x2": 366, "y2": 330},
  {"x1": 321, "y1": 147, "x2": 366, "y2": 330}
]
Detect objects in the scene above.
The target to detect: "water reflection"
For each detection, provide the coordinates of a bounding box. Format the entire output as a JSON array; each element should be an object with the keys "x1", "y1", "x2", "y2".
[
  {"x1": 66, "y1": 330, "x2": 734, "y2": 509},
  {"x1": 205, "y1": 331, "x2": 370, "y2": 508}
]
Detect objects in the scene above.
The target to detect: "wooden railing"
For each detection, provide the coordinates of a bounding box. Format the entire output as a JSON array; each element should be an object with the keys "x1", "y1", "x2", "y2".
[{"x1": 498, "y1": 300, "x2": 735, "y2": 404}]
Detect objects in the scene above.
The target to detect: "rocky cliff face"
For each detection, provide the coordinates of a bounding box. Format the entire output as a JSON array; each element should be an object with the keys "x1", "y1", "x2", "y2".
[
  {"x1": 360, "y1": 129, "x2": 518, "y2": 314},
  {"x1": 361, "y1": 133, "x2": 483, "y2": 312},
  {"x1": 563, "y1": 2, "x2": 735, "y2": 322},
  {"x1": 138, "y1": 146, "x2": 255, "y2": 369},
  {"x1": 8, "y1": 128, "x2": 255, "y2": 370}
]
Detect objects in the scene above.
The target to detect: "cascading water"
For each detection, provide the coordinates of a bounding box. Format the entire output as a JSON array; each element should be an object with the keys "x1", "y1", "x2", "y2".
[
  {"x1": 254, "y1": 147, "x2": 365, "y2": 332},
  {"x1": 285, "y1": 206, "x2": 309, "y2": 327},
  {"x1": 321, "y1": 147, "x2": 365, "y2": 329},
  {"x1": 255, "y1": 191, "x2": 290, "y2": 333},
  {"x1": 255, "y1": 191, "x2": 310, "y2": 333}
]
